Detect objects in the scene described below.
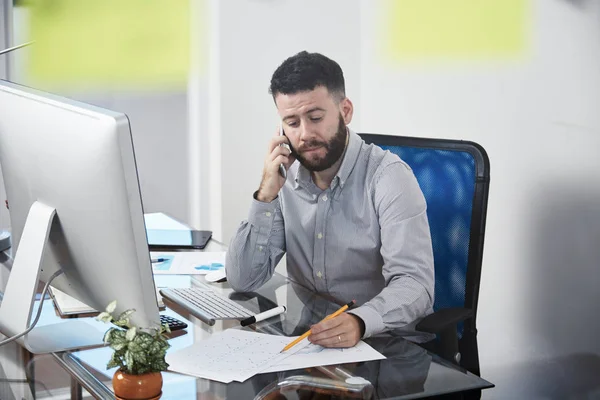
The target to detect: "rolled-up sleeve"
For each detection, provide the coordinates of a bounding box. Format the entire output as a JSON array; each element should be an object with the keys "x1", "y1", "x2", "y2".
[
  {"x1": 349, "y1": 161, "x2": 435, "y2": 338},
  {"x1": 225, "y1": 193, "x2": 286, "y2": 292}
]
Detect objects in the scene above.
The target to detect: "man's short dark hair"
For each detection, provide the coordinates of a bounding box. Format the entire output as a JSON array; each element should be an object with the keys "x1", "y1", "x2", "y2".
[{"x1": 269, "y1": 51, "x2": 346, "y2": 102}]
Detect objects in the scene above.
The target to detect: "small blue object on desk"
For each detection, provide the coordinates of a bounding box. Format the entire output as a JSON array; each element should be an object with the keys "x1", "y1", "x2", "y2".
[{"x1": 194, "y1": 262, "x2": 224, "y2": 271}]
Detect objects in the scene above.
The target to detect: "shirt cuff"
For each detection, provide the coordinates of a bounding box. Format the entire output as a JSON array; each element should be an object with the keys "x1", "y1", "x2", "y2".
[
  {"x1": 248, "y1": 191, "x2": 280, "y2": 228},
  {"x1": 348, "y1": 305, "x2": 385, "y2": 339}
]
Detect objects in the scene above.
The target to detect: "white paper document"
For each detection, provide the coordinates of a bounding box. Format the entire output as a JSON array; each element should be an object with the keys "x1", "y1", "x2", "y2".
[
  {"x1": 166, "y1": 329, "x2": 311, "y2": 383},
  {"x1": 49, "y1": 286, "x2": 165, "y2": 316},
  {"x1": 262, "y1": 340, "x2": 386, "y2": 373},
  {"x1": 150, "y1": 251, "x2": 226, "y2": 275},
  {"x1": 166, "y1": 329, "x2": 386, "y2": 383}
]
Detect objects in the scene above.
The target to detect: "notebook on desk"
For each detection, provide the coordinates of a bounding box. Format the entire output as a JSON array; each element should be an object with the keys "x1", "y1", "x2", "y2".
[{"x1": 49, "y1": 286, "x2": 166, "y2": 318}]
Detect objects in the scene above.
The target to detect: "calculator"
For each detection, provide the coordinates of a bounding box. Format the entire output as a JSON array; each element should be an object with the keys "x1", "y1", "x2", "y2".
[{"x1": 159, "y1": 314, "x2": 188, "y2": 331}]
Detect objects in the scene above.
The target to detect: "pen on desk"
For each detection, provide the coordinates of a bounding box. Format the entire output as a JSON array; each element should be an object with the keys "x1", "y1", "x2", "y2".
[
  {"x1": 280, "y1": 300, "x2": 355, "y2": 353},
  {"x1": 151, "y1": 258, "x2": 168, "y2": 263},
  {"x1": 240, "y1": 305, "x2": 286, "y2": 327}
]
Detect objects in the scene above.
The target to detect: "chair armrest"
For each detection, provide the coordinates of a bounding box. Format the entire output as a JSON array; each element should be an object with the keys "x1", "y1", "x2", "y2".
[
  {"x1": 416, "y1": 307, "x2": 473, "y2": 333},
  {"x1": 416, "y1": 307, "x2": 473, "y2": 364}
]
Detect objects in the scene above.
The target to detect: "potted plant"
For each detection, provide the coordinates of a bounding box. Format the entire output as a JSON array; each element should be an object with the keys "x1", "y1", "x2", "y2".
[{"x1": 97, "y1": 301, "x2": 170, "y2": 400}]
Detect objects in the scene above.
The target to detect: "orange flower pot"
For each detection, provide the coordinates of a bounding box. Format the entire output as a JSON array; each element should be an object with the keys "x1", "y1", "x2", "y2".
[{"x1": 112, "y1": 370, "x2": 163, "y2": 400}]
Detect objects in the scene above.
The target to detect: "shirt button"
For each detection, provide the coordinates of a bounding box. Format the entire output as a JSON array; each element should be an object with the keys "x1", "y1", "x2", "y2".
[
  {"x1": 317, "y1": 233, "x2": 323, "y2": 239},
  {"x1": 317, "y1": 271, "x2": 323, "y2": 278},
  {"x1": 258, "y1": 246, "x2": 263, "y2": 251},
  {"x1": 322, "y1": 195, "x2": 328, "y2": 201},
  {"x1": 265, "y1": 212, "x2": 271, "y2": 217}
]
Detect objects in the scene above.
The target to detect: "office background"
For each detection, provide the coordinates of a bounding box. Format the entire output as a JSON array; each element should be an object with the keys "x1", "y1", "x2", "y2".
[{"x1": 1, "y1": 0, "x2": 600, "y2": 398}]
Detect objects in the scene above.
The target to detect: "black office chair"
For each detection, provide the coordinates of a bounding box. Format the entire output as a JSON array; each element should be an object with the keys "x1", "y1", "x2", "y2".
[{"x1": 360, "y1": 133, "x2": 490, "y2": 376}]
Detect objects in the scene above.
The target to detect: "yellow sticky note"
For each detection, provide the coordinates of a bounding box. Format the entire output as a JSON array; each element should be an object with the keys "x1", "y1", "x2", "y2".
[
  {"x1": 29, "y1": 0, "x2": 191, "y2": 89},
  {"x1": 383, "y1": 0, "x2": 529, "y2": 61}
]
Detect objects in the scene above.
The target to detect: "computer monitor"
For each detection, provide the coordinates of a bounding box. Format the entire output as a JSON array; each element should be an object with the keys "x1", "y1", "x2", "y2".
[{"x1": 0, "y1": 80, "x2": 160, "y2": 353}]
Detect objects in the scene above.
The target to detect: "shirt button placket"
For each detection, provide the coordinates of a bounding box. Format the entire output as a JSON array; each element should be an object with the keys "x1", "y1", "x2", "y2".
[{"x1": 315, "y1": 191, "x2": 331, "y2": 288}]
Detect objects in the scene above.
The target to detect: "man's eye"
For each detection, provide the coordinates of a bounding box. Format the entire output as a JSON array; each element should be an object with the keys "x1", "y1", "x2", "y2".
[
  {"x1": 287, "y1": 121, "x2": 299, "y2": 127},
  {"x1": 310, "y1": 117, "x2": 322, "y2": 122}
]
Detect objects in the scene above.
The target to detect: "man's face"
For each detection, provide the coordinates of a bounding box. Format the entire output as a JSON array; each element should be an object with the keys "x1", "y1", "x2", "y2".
[{"x1": 275, "y1": 86, "x2": 353, "y2": 172}]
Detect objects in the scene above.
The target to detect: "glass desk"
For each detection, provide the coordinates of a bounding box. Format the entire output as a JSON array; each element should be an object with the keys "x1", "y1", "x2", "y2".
[{"x1": 0, "y1": 247, "x2": 493, "y2": 399}]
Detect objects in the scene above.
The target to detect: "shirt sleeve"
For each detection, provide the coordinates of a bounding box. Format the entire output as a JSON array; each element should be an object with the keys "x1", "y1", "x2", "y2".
[
  {"x1": 225, "y1": 192, "x2": 286, "y2": 292},
  {"x1": 348, "y1": 161, "x2": 435, "y2": 338}
]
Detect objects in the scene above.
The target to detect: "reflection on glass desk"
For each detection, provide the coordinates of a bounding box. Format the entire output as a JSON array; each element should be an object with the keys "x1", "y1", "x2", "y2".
[
  {"x1": 49, "y1": 274, "x2": 493, "y2": 400},
  {"x1": 0, "y1": 244, "x2": 493, "y2": 399}
]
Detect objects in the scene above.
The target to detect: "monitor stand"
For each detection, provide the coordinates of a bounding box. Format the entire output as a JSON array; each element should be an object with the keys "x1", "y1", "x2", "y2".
[
  {"x1": 0, "y1": 231, "x2": 10, "y2": 252},
  {"x1": 0, "y1": 201, "x2": 105, "y2": 354}
]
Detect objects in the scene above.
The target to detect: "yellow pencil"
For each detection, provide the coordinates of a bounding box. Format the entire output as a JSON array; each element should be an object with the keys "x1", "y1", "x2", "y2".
[{"x1": 281, "y1": 300, "x2": 355, "y2": 353}]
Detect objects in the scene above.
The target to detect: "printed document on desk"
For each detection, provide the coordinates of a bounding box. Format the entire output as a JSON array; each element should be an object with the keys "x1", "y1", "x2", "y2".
[
  {"x1": 166, "y1": 329, "x2": 386, "y2": 383},
  {"x1": 262, "y1": 340, "x2": 386, "y2": 373},
  {"x1": 166, "y1": 329, "x2": 311, "y2": 383},
  {"x1": 150, "y1": 251, "x2": 226, "y2": 275}
]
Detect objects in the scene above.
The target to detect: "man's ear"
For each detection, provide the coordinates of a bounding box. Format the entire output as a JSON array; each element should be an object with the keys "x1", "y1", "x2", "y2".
[{"x1": 339, "y1": 97, "x2": 354, "y2": 125}]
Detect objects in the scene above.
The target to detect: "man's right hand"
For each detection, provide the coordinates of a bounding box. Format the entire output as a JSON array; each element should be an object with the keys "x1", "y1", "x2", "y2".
[{"x1": 256, "y1": 130, "x2": 295, "y2": 203}]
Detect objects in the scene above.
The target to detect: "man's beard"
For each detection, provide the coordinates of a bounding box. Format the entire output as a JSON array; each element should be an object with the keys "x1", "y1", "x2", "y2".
[{"x1": 289, "y1": 115, "x2": 348, "y2": 172}]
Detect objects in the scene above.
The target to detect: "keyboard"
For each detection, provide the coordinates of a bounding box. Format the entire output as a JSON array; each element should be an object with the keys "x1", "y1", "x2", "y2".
[
  {"x1": 159, "y1": 314, "x2": 188, "y2": 331},
  {"x1": 159, "y1": 286, "x2": 253, "y2": 326}
]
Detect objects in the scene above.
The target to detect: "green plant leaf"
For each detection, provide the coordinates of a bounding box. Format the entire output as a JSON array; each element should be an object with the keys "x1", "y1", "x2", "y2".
[
  {"x1": 137, "y1": 365, "x2": 150, "y2": 375},
  {"x1": 154, "y1": 359, "x2": 169, "y2": 371},
  {"x1": 125, "y1": 350, "x2": 134, "y2": 372},
  {"x1": 113, "y1": 318, "x2": 131, "y2": 328},
  {"x1": 102, "y1": 304, "x2": 170, "y2": 374},
  {"x1": 117, "y1": 308, "x2": 136, "y2": 321},
  {"x1": 102, "y1": 328, "x2": 113, "y2": 343},
  {"x1": 131, "y1": 349, "x2": 147, "y2": 365},
  {"x1": 106, "y1": 300, "x2": 117, "y2": 313},
  {"x1": 110, "y1": 341, "x2": 127, "y2": 351},
  {"x1": 125, "y1": 327, "x2": 137, "y2": 341},
  {"x1": 106, "y1": 350, "x2": 124, "y2": 370},
  {"x1": 108, "y1": 331, "x2": 128, "y2": 351},
  {"x1": 97, "y1": 312, "x2": 112, "y2": 323}
]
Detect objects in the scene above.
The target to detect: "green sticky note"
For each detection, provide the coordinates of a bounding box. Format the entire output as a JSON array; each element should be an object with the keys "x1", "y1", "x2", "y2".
[
  {"x1": 383, "y1": 0, "x2": 529, "y2": 61},
  {"x1": 29, "y1": 0, "x2": 191, "y2": 89}
]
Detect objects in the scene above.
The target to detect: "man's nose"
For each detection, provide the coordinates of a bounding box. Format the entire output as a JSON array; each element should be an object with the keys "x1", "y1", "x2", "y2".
[{"x1": 298, "y1": 123, "x2": 312, "y2": 142}]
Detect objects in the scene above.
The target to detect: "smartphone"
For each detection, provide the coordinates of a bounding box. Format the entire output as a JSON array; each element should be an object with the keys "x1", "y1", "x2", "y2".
[
  {"x1": 147, "y1": 229, "x2": 212, "y2": 250},
  {"x1": 279, "y1": 123, "x2": 289, "y2": 178}
]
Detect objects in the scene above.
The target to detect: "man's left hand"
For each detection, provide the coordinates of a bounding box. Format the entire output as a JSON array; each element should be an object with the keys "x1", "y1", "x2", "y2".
[{"x1": 308, "y1": 313, "x2": 363, "y2": 348}]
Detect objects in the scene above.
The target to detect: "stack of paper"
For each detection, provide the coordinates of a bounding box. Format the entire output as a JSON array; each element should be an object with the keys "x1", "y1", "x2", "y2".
[
  {"x1": 49, "y1": 286, "x2": 165, "y2": 317},
  {"x1": 167, "y1": 329, "x2": 310, "y2": 383},
  {"x1": 166, "y1": 329, "x2": 385, "y2": 383}
]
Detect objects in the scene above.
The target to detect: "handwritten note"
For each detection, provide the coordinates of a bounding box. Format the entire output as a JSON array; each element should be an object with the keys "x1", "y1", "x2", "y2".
[{"x1": 166, "y1": 329, "x2": 310, "y2": 383}]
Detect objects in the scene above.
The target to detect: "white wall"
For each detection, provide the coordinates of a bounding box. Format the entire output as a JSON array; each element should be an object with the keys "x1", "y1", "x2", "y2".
[
  {"x1": 359, "y1": 0, "x2": 600, "y2": 397},
  {"x1": 212, "y1": 0, "x2": 600, "y2": 397},
  {"x1": 212, "y1": 0, "x2": 362, "y2": 242},
  {"x1": 8, "y1": 6, "x2": 193, "y2": 226}
]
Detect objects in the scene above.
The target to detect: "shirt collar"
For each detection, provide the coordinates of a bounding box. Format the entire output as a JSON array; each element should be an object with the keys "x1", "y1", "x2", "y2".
[{"x1": 293, "y1": 128, "x2": 362, "y2": 190}]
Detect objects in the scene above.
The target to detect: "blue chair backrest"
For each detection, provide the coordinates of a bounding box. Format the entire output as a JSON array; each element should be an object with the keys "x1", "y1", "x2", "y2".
[{"x1": 378, "y1": 145, "x2": 476, "y2": 312}]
